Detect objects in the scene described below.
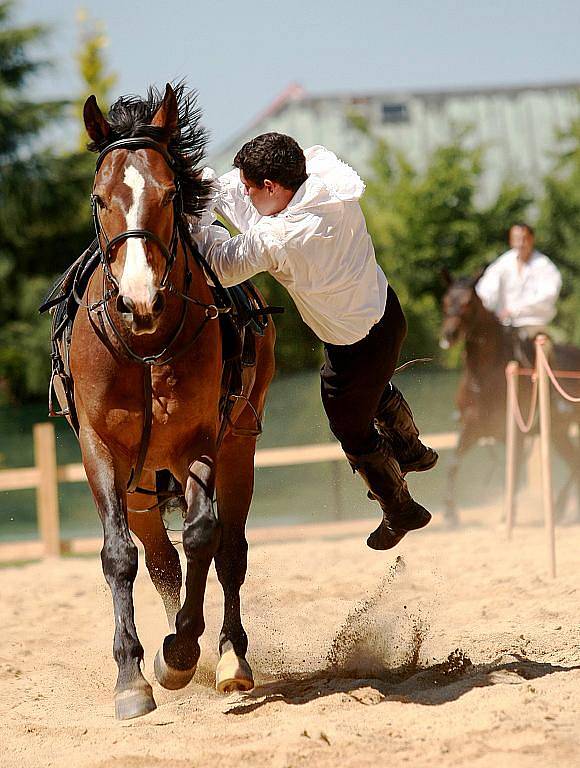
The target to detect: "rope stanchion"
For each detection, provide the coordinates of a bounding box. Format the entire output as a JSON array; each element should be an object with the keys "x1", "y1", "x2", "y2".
[
  {"x1": 504, "y1": 360, "x2": 538, "y2": 538},
  {"x1": 536, "y1": 342, "x2": 580, "y2": 403},
  {"x1": 536, "y1": 337, "x2": 556, "y2": 578},
  {"x1": 504, "y1": 361, "x2": 519, "y2": 538},
  {"x1": 504, "y1": 335, "x2": 579, "y2": 578}
]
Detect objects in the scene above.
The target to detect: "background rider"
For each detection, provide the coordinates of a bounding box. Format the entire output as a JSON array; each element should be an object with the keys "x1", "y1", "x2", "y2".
[{"x1": 475, "y1": 222, "x2": 562, "y2": 343}]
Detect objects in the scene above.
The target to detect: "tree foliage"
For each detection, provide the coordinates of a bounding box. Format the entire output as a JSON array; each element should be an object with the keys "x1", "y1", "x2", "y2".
[
  {"x1": 536, "y1": 108, "x2": 580, "y2": 344},
  {"x1": 0, "y1": 1, "x2": 108, "y2": 403},
  {"x1": 357, "y1": 125, "x2": 532, "y2": 360},
  {"x1": 74, "y1": 8, "x2": 117, "y2": 149}
]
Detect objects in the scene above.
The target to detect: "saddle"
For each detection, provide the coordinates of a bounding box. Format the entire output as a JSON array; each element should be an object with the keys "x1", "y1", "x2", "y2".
[{"x1": 40, "y1": 237, "x2": 281, "y2": 441}]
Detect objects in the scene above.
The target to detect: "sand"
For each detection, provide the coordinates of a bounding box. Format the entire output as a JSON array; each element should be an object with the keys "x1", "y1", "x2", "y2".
[{"x1": 2, "y1": 512, "x2": 580, "y2": 768}]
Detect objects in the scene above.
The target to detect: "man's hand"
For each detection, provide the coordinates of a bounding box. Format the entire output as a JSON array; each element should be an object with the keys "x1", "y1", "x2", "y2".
[{"x1": 498, "y1": 309, "x2": 512, "y2": 322}]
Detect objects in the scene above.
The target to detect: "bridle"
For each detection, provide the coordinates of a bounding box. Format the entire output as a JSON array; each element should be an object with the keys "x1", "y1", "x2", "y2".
[
  {"x1": 92, "y1": 137, "x2": 181, "y2": 292},
  {"x1": 89, "y1": 136, "x2": 231, "y2": 368}
]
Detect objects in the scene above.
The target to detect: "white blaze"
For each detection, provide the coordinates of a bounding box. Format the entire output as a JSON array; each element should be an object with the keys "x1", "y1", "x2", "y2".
[{"x1": 119, "y1": 165, "x2": 156, "y2": 305}]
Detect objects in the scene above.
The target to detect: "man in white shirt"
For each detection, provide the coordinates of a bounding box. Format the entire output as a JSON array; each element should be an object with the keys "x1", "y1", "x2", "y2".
[
  {"x1": 193, "y1": 133, "x2": 437, "y2": 551},
  {"x1": 476, "y1": 223, "x2": 562, "y2": 340}
]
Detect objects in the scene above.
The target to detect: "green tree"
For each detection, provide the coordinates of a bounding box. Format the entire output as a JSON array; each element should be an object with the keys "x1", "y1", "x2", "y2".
[
  {"x1": 74, "y1": 8, "x2": 117, "y2": 149},
  {"x1": 537, "y1": 109, "x2": 580, "y2": 344},
  {"x1": 357, "y1": 126, "x2": 532, "y2": 360},
  {"x1": 0, "y1": 2, "x2": 115, "y2": 403},
  {"x1": 0, "y1": 1, "x2": 65, "y2": 401}
]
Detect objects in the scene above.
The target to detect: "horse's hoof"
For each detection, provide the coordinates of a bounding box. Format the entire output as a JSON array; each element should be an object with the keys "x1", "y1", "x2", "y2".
[
  {"x1": 114, "y1": 685, "x2": 156, "y2": 720},
  {"x1": 154, "y1": 646, "x2": 196, "y2": 690},
  {"x1": 216, "y1": 648, "x2": 254, "y2": 693}
]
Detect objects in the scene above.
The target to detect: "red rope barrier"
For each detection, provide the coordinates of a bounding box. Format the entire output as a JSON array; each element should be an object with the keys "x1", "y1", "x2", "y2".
[
  {"x1": 536, "y1": 343, "x2": 580, "y2": 404},
  {"x1": 507, "y1": 367, "x2": 538, "y2": 433}
]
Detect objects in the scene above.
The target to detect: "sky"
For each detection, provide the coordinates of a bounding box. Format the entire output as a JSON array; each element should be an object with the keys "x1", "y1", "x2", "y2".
[{"x1": 16, "y1": 0, "x2": 580, "y2": 154}]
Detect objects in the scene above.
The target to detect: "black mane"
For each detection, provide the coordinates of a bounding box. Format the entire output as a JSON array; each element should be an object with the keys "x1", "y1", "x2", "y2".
[{"x1": 88, "y1": 82, "x2": 213, "y2": 218}]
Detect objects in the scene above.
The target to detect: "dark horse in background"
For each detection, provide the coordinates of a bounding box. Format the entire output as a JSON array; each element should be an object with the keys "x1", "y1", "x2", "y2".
[
  {"x1": 49, "y1": 84, "x2": 276, "y2": 719},
  {"x1": 439, "y1": 270, "x2": 580, "y2": 525}
]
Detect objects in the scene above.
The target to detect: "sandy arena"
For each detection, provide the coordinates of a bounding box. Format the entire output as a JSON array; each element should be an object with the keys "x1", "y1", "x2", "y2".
[{"x1": 2, "y1": 510, "x2": 580, "y2": 768}]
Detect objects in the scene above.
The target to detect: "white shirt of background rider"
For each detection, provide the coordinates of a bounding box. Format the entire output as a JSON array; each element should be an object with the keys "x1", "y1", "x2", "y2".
[
  {"x1": 191, "y1": 146, "x2": 388, "y2": 346},
  {"x1": 476, "y1": 243, "x2": 562, "y2": 328}
]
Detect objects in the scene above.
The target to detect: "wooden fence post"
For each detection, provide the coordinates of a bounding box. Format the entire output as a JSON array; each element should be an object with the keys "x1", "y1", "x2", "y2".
[
  {"x1": 504, "y1": 361, "x2": 519, "y2": 538},
  {"x1": 33, "y1": 422, "x2": 61, "y2": 557},
  {"x1": 536, "y1": 336, "x2": 556, "y2": 578}
]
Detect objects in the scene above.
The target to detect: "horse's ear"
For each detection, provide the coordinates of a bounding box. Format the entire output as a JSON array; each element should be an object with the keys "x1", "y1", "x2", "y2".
[
  {"x1": 151, "y1": 83, "x2": 179, "y2": 138},
  {"x1": 83, "y1": 95, "x2": 111, "y2": 145},
  {"x1": 440, "y1": 267, "x2": 453, "y2": 287}
]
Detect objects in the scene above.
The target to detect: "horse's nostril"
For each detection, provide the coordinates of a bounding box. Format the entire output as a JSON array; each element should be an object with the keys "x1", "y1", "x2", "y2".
[
  {"x1": 152, "y1": 291, "x2": 165, "y2": 315},
  {"x1": 116, "y1": 294, "x2": 134, "y2": 314}
]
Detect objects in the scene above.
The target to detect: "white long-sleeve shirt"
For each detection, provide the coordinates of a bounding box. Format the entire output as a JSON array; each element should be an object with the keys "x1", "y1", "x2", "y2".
[
  {"x1": 475, "y1": 249, "x2": 562, "y2": 327},
  {"x1": 192, "y1": 146, "x2": 388, "y2": 345}
]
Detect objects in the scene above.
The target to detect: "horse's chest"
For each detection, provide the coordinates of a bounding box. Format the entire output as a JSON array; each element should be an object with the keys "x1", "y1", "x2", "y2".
[
  {"x1": 150, "y1": 370, "x2": 202, "y2": 426},
  {"x1": 151, "y1": 373, "x2": 180, "y2": 425}
]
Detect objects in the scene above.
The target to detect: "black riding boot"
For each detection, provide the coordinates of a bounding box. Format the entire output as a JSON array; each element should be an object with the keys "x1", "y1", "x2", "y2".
[
  {"x1": 346, "y1": 440, "x2": 431, "y2": 550},
  {"x1": 375, "y1": 385, "x2": 438, "y2": 474}
]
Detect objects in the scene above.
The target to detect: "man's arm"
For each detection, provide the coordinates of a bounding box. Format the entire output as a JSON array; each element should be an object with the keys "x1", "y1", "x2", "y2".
[
  {"x1": 191, "y1": 222, "x2": 282, "y2": 287},
  {"x1": 198, "y1": 168, "x2": 261, "y2": 233},
  {"x1": 475, "y1": 262, "x2": 503, "y2": 314}
]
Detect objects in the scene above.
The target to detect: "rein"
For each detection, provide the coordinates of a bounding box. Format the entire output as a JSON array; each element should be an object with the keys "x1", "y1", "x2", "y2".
[{"x1": 89, "y1": 137, "x2": 231, "y2": 493}]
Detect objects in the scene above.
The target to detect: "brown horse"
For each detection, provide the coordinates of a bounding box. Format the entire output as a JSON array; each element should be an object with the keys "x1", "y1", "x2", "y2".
[
  {"x1": 439, "y1": 270, "x2": 580, "y2": 524},
  {"x1": 57, "y1": 84, "x2": 275, "y2": 719}
]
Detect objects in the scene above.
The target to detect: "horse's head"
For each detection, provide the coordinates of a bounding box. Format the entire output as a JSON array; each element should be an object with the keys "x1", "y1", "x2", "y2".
[
  {"x1": 439, "y1": 268, "x2": 483, "y2": 349},
  {"x1": 84, "y1": 84, "x2": 183, "y2": 336}
]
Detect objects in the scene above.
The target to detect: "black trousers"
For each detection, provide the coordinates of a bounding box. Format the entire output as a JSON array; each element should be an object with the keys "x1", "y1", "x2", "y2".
[{"x1": 320, "y1": 285, "x2": 407, "y2": 455}]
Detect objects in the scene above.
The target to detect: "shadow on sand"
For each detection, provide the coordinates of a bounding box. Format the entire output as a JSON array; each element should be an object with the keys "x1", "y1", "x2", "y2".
[{"x1": 223, "y1": 652, "x2": 580, "y2": 715}]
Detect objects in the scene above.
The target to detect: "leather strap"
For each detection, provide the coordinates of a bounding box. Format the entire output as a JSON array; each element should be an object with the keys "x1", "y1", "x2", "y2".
[{"x1": 127, "y1": 368, "x2": 153, "y2": 494}]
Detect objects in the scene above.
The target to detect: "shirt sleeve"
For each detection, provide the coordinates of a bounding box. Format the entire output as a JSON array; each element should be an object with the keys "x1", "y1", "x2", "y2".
[
  {"x1": 475, "y1": 261, "x2": 503, "y2": 313},
  {"x1": 190, "y1": 220, "x2": 284, "y2": 287},
  {"x1": 211, "y1": 168, "x2": 262, "y2": 233}
]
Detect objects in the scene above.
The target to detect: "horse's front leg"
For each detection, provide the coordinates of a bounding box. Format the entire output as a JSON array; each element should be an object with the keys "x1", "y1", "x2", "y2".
[
  {"x1": 80, "y1": 427, "x2": 156, "y2": 720},
  {"x1": 154, "y1": 453, "x2": 220, "y2": 690},
  {"x1": 128, "y1": 470, "x2": 182, "y2": 631}
]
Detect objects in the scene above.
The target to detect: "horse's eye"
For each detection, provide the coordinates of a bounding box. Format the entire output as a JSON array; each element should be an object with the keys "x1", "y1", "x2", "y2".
[{"x1": 93, "y1": 194, "x2": 107, "y2": 210}]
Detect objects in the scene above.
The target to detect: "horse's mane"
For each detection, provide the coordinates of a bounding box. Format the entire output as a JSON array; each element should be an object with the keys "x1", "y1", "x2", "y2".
[
  {"x1": 87, "y1": 82, "x2": 213, "y2": 218},
  {"x1": 453, "y1": 275, "x2": 479, "y2": 290}
]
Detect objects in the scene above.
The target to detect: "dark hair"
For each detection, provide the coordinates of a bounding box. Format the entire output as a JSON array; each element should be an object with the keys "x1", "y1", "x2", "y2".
[
  {"x1": 510, "y1": 221, "x2": 535, "y2": 237},
  {"x1": 234, "y1": 132, "x2": 307, "y2": 192}
]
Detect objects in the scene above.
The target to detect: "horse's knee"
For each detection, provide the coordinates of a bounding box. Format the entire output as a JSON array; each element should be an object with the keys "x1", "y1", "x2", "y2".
[
  {"x1": 182, "y1": 514, "x2": 220, "y2": 558},
  {"x1": 101, "y1": 537, "x2": 138, "y2": 584}
]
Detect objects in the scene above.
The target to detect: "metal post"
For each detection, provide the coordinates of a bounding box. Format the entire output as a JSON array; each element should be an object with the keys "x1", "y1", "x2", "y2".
[
  {"x1": 536, "y1": 336, "x2": 556, "y2": 578},
  {"x1": 504, "y1": 361, "x2": 519, "y2": 538},
  {"x1": 33, "y1": 422, "x2": 61, "y2": 557}
]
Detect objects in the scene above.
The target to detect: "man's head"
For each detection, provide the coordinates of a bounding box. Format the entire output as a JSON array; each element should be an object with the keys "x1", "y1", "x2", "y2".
[
  {"x1": 509, "y1": 222, "x2": 535, "y2": 262},
  {"x1": 233, "y1": 133, "x2": 307, "y2": 216}
]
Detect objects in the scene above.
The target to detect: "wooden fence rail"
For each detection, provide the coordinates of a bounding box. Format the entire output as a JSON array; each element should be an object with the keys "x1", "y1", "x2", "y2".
[{"x1": 0, "y1": 422, "x2": 457, "y2": 562}]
